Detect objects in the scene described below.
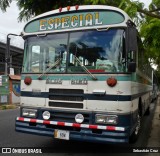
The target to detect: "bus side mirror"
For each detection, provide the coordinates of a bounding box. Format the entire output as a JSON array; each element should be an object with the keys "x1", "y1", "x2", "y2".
[
  {"x1": 128, "y1": 27, "x2": 137, "y2": 52},
  {"x1": 128, "y1": 62, "x2": 136, "y2": 72}
]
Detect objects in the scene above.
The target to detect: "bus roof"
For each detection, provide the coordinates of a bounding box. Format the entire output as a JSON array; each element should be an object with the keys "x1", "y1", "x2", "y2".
[{"x1": 22, "y1": 5, "x2": 133, "y2": 36}]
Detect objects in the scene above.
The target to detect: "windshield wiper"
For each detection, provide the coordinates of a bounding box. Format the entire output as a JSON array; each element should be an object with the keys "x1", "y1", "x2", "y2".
[
  {"x1": 38, "y1": 58, "x2": 61, "y2": 80},
  {"x1": 74, "y1": 55, "x2": 97, "y2": 81}
]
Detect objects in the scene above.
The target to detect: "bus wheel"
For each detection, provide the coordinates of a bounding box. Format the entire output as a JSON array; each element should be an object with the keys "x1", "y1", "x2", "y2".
[{"x1": 129, "y1": 112, "x2": 141, "y2": 143}]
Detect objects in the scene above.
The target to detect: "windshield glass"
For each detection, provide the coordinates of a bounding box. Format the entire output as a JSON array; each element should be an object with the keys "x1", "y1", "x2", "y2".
[
  {"x1": 23, "y1": 33, "x2": 68, "y2": 73},
  {"x1": 23, "y1": 29, "x2": 125, "y2": 73}
]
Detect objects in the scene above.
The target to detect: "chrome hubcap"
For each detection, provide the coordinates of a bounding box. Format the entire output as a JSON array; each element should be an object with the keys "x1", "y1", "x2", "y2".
[{"x1": 135, "y1": 114, "x2": 140, "y2": 135}]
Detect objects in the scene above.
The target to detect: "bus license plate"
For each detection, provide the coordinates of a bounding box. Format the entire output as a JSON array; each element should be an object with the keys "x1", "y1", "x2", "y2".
[{"x1": 54, "y1": 129, "x2": 69, "y2": 140}]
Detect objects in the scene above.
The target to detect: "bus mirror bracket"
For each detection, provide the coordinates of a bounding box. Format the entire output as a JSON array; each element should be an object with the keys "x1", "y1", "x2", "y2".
[{"x1": 128, "y1": 62, "x2": 136, "y2": 72}]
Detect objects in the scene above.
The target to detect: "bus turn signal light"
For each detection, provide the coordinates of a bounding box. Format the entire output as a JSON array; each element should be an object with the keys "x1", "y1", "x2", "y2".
[
  {"x1": 24, "y1": 76, "x2": 32, "y2": 85},
  {"x1": 106, "y1": 77, "x2": 117, "y2": 87}
]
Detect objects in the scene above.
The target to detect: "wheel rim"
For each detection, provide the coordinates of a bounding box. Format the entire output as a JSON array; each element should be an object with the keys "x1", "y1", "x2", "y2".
[{"x1": 135, "y1": 114, "x2": 141, "y2": 135}]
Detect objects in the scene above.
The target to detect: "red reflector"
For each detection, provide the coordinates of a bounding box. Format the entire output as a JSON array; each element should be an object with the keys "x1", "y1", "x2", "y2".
[
  {"x1": 106, "y1": 77, "x2": 117, "y2": 87},
  {"x1": 24, "y1": 76, "x2": 32, "y2": 85},
  {"x1": 18, "y1": 117, "x2": 24, "y2": 121},
  {"x1": 57, "y1": 122, "x2": 65, "y2": 126},
  {"x1": 43, "y1": 120, "x2": 50, "y2": 125},
  {"x1": 73, "y1": 123, "x2": 81, "y2": 128},
  {"x1": 30, "y1": 119, "x2": 37, "y2": 123},
  {"x1": 107, "y1": 126, "x2": 115, "y2": 131},
  {"x1": 89, "y1": 125, "x2": 98, "y2": 129}
]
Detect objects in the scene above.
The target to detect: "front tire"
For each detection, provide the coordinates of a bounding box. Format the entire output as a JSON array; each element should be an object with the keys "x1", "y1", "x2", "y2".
[{"x1": 129, "y1": 112, "x2": 141, "y2": 143}]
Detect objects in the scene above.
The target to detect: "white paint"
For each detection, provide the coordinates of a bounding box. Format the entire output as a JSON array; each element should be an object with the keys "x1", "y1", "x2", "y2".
[{"x1": 21, "y1": 97, "x2": 45, "y2": 107}]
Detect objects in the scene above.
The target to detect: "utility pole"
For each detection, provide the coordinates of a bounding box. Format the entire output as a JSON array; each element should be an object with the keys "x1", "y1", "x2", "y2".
[{"x1": 5, "y1": 33, "x2": 20, "y2": 75}]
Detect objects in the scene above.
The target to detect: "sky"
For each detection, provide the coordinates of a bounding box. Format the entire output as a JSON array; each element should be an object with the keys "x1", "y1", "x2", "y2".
[
  {"x1": 0, "y1": 0, "x2": 152, "y2": 47},
  {"x1": 0, "y1": 1, "x2": 25, "y2": 48},
  {"x1": 0, "y1": 1, "x2": 26, "y2": 35}
]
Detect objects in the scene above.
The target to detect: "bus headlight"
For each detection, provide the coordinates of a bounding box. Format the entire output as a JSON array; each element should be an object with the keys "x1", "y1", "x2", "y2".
[
  {"x1": 95, "y1": 115, "x2": 118, "y2": 125},
  {"x1": 22, "y1": 109, "x2": 37, "y2": 118},
  {"x1": 42, "y1": 111, "x2": 51, "y2": 120},
  {"x1": 75, "y1": 114, "x2": 84, "y2": 123}
]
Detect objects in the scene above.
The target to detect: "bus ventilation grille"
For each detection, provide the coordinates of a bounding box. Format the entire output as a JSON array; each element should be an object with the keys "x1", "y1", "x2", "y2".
[
  {"x1": 49, "y1": 102, "x2": 83, "y2": 109},
  {"x1": 49, "y1": 89, "x2": 84, "y2": 102}
]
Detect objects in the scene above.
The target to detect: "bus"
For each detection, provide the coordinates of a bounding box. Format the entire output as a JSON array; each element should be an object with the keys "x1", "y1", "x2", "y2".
[{"x1": 16, "y1": 5, "x2": 152, "y2": 144}]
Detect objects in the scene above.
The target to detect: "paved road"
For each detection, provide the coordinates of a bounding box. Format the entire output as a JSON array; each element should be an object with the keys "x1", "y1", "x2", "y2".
[{"x1": 0, "y1": 101, "x2": 158, "y2": 155}]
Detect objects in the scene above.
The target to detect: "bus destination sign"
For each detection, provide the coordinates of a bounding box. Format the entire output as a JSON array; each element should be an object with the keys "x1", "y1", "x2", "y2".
[{"x1": 24, "y1": 11, "x2": 124, "y2": 33}]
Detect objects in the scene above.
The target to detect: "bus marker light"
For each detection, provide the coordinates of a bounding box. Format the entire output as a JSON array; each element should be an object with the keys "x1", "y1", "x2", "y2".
[
  {"x1": 24, "y1": 76, "x2": 32, "y2": 85},
  {"x1": 67, "y1": 6, "x2": 70, "y2": 11},
  {"x1": 59, "y1": 7, "x2": 62, "y2": 12},
  {"x1": 75, "y1": 5, "x2": 79, "y2": 10},
  {"x1": 106, "y1": 77, "x2": 117, "y2": 87}
]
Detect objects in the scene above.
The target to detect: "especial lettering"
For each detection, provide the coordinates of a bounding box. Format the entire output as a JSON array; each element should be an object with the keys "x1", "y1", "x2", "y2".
[{"x1": 39, "y1": 13, "x2": 103, "y2": 31}]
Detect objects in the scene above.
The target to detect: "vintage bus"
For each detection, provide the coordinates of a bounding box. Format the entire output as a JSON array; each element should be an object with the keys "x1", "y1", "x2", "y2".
[{"x1": 16, "y1": 5, "x2": 152, "y2": 143}]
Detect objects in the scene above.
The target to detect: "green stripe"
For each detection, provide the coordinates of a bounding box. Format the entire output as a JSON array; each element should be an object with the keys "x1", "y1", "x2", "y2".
[{"x1": 21, "y1": 74, "x2": 131, "y2": 81}]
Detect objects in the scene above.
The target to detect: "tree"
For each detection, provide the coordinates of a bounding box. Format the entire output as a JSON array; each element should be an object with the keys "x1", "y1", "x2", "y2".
[
  {"x1": 141, "y1": 18, "x2": 160, "y2": 67},
  {"x1": 1, "y1": 0, "x2": 159, "y2": 21}
]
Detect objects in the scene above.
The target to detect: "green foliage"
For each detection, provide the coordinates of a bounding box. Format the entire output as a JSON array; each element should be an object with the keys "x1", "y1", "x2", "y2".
[
  {"x1": 140, "y1": 16, "x2": 160, "y2": 70},
  {"x1": 0, "y1": 0, "x2": 12, "y2": 12},
  {"x1": 119, "y1": 0, "x2": 145, "y2": 26},
  {"x1": 84, "y1": 0, "x2": 121, "y2": 6},
  {"x1": 16, "y1": 0, "x2": 85, "y2": 21},
  {"x1": 150, "y1": 0, "x2": 160, "y2": 9}
]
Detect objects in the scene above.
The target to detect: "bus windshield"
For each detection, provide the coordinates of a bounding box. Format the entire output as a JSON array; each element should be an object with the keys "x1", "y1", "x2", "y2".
[{"x1": 23, "y1": 29, "x2": 125, "y2": 73}]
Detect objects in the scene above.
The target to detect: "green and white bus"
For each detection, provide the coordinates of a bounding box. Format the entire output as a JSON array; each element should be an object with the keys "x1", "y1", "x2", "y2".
[{"x1": 16, "y1": 5, "x2": 152, "y2": 143}]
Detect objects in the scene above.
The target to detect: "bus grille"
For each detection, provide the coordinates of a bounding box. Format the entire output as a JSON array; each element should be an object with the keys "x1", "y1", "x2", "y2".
[
  {"x1": 49, "y1": 88, "x2": 84, "y2": 102},
  {"x1": 49, "y1": 102, "x2": 83, "y2": 109},
  {"x1": 49, "y1": 89, "x2": 84, "y2": 94},
  {"x1": 49, "y1": 95, "x2": 84, "y2": 101}
]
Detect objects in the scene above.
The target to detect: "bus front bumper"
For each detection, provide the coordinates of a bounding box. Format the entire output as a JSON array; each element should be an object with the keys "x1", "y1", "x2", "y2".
[{"x1": 15, "y1": 117, "x2": 129, "y2": 144}]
